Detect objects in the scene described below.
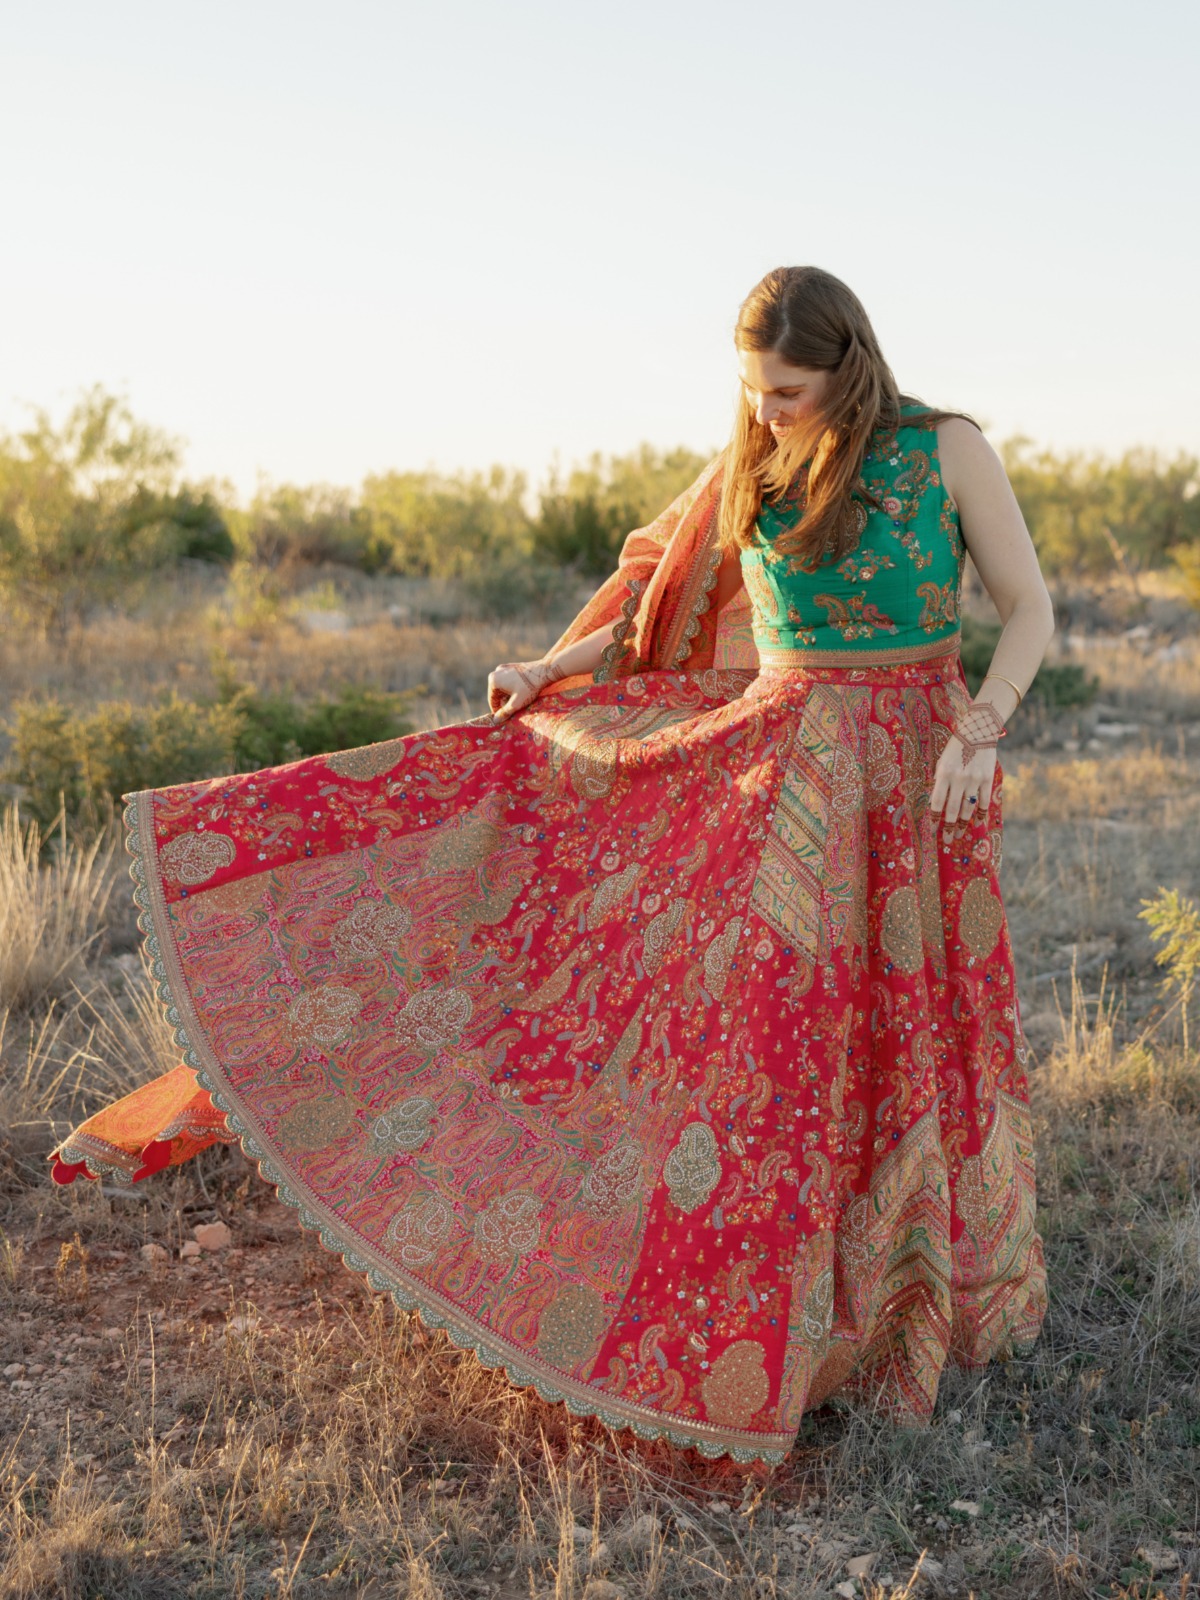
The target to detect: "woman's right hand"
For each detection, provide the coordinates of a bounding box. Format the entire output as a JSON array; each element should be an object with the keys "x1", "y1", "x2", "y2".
[{"x1": 487, "y1": 658, "x2": 565, "y2": 723}]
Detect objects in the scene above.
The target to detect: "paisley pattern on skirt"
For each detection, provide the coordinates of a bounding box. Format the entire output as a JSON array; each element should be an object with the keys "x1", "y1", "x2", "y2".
[{"x1": 51, "y1": 652, "x2": 1047, "y2": 1464}]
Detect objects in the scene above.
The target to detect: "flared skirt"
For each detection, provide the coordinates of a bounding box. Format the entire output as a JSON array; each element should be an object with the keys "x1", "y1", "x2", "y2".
[{"x1": 52, "y1": 653, "x2": 1047, "y2": 1463}]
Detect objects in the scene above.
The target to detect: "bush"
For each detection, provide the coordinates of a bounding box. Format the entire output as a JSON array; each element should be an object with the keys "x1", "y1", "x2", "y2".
[
  {"x1": 229, "y1": 484, "x2": 373, "y2": 574},
  {"x1": 532, "y1": 445, "x2": 711, "y2": 576},
  {"x1": 960, "y1": 615, "x2": 1098, "y2": 709},
  {"x1": 4, "y1": 679, "x2": 414, "y2": 840},
  {"x1": 359, "y1": 467, "x2": 533, "y2": 579},
  {"x1": 4, "y1": 697, "x2": 243, "y2": 836},
  {"x1": 458, "y1": 555, "x2": 579, "y2": 621},
  {"x1": 212, "y1": 667, "x2": 413, "y2": 769}
]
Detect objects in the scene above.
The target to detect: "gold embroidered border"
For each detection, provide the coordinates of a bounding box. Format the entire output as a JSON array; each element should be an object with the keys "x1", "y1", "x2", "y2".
[
  {"x1": 594, "y1": 579, "x2": 645, "y2": 685},
  {"x1": 657, "y1": 495, "x2": 722, "y2": 670},
  {"x1": 757, "y1": 632, "x2": 961, "y2": 669}
]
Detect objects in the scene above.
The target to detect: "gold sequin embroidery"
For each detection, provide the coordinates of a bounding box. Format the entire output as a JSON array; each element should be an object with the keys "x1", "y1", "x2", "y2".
[{"x1": 160, "y1": 830, "x2": 236, "y2": 885}]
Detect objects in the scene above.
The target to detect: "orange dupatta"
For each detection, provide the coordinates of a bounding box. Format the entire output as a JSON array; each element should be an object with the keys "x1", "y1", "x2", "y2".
[{"x1": 541, "y1": 452, "x2": 757, "y2": 690}]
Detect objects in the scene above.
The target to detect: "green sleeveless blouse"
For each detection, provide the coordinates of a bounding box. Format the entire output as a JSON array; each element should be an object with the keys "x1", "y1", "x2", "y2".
[{"x1": 739, "y1": 403, "x2": 966, "y2": 665}]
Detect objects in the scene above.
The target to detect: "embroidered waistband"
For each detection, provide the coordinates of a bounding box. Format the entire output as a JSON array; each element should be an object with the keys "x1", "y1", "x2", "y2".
[{"x1": 756, "y1": 632, "x2": 961, "y2": 669}]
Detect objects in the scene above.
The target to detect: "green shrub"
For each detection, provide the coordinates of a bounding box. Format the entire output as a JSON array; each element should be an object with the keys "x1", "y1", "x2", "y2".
[
  {"x1": 960, "y1": 615, "x2": 1098, "y2": 709},
  {"x1": 212, "y1": 667, "x2": 413, "y2": 769},
  {"x1": 4, "y1": 679, "x2": 414, "y2": 840},
  {"x1": 4, "y1": 696, "x2": 242, "y2": 835},
  {"x1": 458, "y1": 555, "x2": 579, "y2": 621}
]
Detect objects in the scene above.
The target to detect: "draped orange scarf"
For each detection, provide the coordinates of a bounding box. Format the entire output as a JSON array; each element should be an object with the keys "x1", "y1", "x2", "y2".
[{"x1": 542, "y1": 452, "x2": 757, "y2": 690}]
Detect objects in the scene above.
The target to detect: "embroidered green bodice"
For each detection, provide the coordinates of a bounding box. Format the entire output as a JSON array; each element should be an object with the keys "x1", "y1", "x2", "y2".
[{"x1": 739, "y1": 404, "x2": 966, "y2": 658}]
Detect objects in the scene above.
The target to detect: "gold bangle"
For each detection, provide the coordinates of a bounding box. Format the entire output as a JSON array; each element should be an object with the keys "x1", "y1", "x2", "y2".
[{"x1": 983, "y1": 672, "x2": 1024, "y2": 708}]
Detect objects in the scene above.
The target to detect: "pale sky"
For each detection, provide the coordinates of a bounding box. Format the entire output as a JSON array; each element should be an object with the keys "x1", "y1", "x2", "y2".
[{"x1": 2, "y1": 0, "x2": 1196, "y2": 499}]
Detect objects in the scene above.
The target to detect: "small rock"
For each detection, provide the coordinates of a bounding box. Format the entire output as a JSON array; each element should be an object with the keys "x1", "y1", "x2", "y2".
[
  {"x1": 1136, "y1": 1545, "x2": 1180, "y2": 1575},
  {"x1": 846, "y1": 1553, "x2": 878, "y2": 1579},
  {"x1": 179, "y1": 1241, "x2": 202, "y2": 1260},
  {"x1": 194, "y1": 1222, "x2": 232, "y2": 1252},
  {"x1": 3, "y1": 1364, "x2": 24, "y2": 1380},
  {"x1": 835, "y1": 1585, "x2": 857, "y2": 1600},
  {"x1": 949, "y1": 1498, "x2": 980, "y2": 1517},
  {"x1": 709, "y1": 1499, "x2": 732, "y2": 1515},
  {"x1": 11, "y1": 1379, "x2": 34, "y2": 1392},
  {"x1": 140, "y1": 1243, "x2": 168, "y2": 1264},
  {"x1": 225, "y1": 1313, "x2": 259, "y2": 1336},
  {"x1": 582, "y1": 1582, "x2": 625, "y2": 1600},
  {"x1": 916, "y1": 1555, "x2": 946, "y2": 1584},
  {"x1": 572, "y1": 1523, "x2": 592, "y2": 1543},
  {"x1": 620, "y1": 1512, "x2": 660, "y2": 1551},
  {"x1": 102, "y1": 1328, "x2": 122, "y2": 1340}
]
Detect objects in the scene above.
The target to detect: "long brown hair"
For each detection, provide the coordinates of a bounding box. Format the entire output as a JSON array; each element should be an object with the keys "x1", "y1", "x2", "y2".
[{"x1": 718, "y1": 265, "x2": 980, "y2": 569}]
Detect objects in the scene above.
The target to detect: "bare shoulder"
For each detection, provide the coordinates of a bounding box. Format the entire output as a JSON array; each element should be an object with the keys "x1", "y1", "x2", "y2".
[{"x1": 934, "y1": 416, "x2": 1005, "y2": 506}]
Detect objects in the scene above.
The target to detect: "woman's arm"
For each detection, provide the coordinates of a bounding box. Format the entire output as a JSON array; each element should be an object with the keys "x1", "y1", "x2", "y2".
[
  {"x1": 927, "y1": 417, "x2": 1056, "y2": 826},
  {"x1": 937, "y1": 417, "x2": 1056, "y2": 721},
  {"x1": 488, "y1": 620, "x2": 619, "y2": 722}
]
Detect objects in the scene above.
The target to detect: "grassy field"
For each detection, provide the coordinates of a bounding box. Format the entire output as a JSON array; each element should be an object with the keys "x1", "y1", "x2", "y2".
[{"x1": 1, "y1": 573, "x2": 1198, "y2": 1599}]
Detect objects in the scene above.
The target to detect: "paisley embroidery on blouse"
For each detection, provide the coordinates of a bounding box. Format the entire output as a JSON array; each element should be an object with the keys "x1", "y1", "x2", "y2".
[
  {"x1": 916, "y1": 580, "x2": 959, "y2": 632},
  {"x1": 837, "y1": 548, "x2": 896, "y2": 582}
]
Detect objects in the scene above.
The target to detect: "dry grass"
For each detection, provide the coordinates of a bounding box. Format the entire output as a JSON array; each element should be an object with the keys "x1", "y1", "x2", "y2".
[
  {"x1": 0, "y1": 804, "x2": 116, "y2": 1014},
  {"x1": 1, "y1": 584, "x2": 1199, "y2": 1598}
]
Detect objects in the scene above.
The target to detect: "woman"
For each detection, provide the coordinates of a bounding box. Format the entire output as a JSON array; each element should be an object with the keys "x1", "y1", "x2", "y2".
[{"x1": 51, "y1": 266, "x2": 1051, "y2": 1466}]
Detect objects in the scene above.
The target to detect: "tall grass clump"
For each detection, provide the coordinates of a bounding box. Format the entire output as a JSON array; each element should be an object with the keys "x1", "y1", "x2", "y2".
[{"x1": 0, "y1": 804, "x2": 114, "y2": 1013}]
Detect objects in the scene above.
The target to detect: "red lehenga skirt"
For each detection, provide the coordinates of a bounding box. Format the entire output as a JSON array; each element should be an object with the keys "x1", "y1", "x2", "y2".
[{"x1": 51, "y1": 647, "x2": 1047, "y2": 1464}]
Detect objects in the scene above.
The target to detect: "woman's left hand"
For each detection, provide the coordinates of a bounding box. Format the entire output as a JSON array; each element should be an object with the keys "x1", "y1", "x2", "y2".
[{"x1": 929, "y1": 737, "x2": 998, "y2": 832}]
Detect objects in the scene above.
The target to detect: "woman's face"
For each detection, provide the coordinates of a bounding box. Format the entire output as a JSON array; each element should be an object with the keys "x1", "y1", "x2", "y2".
[{"x1": 737, "y1": 349, "x2": 832, "y2": 440}]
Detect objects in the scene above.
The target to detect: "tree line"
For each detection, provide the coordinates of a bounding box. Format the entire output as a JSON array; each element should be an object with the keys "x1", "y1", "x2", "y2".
[{"x1": 2, "y1": 386, "x2": 1198, "y2": 634}]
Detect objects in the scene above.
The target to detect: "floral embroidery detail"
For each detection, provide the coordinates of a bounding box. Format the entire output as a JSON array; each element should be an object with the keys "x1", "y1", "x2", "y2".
[
  {"x1": 275, "y1": 1094, "x2": 358, "y2": 1152},
  {"x1": 583, "y1": 1140, "x2": 644, "y2": 1218},
  {"x1": 386, "y1": 1192, "x2": 459, "y2": 1269},
  {"x1": 663, "y1": 1123, "x2": 722, "y2": 1214},
  {"x1": 399, "y1": 987, "x2": 473, "y2": 1046},
  {"x1": 368, "y1": 1097, "x2": 436, "y2": 1152},
  {"x1": 701, "y1": 1339, "x2": 770, "y2": 1428},
  {"x1": 286, "y1": 985, "x2": 363, "y2": 1049},
  {"x1": 536, "y1": 1283, "x2": 609, "y2": 1368},
  {"x1": 703, "y1": 917, "x2": 743, "y2": 1000},
  {"x1": 160, "y1": 830, "x2": 236, "y2": 885},
  {"x1": 880, "y1": 886, "x2": 924, "y2": 974},
  {"x1": 916, "y1": 580, "x2": 959, "y2": 632},
  {"x1": 643, "y1": 899, "x2": 686, "y2": 976},
  {"x1": 958, "y1": 878, "x2": 1004, "y2": 961},
  {"x1": 474, "y1": 1189, "x2": 542, "y2": 1265},
  {"x1": 427, "y1": 816, "x2": 503, "y2": 873},
  {"x1": 324, "y1": 739, "x2": 407, "y2": 781},
  {"x1": 799, "y1": 1266, "x2": 835, "y2": 1347},
  {"x1": 837, "y1": 549, "x2": 896, "y2": 582},
  {"x1": 332, "y1": 899, "x2": 412, "y2": 959},
  {"x1": 812, "y1": 593, "x2": 900, "y2": 641},
  {"x1": 587, "y1": 863, "x2": 643, "y2": 928}
]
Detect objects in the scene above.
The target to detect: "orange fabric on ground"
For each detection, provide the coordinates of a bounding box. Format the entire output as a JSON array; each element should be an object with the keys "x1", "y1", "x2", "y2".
[{"x1": 50, "y1": 1063, "x2": 232, "y2": 1185}]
